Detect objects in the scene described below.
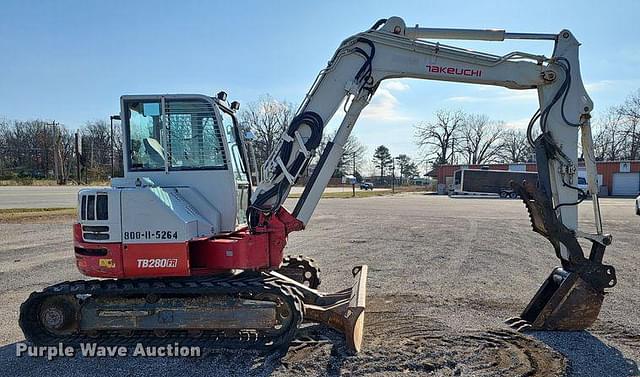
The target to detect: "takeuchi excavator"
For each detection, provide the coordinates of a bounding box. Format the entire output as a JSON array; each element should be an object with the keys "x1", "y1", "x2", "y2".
[{"x1": 20, "y1": 17, "x2": 617, "y2": 353}]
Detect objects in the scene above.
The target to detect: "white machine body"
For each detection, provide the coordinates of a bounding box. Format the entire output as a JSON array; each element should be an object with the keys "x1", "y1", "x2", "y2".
[{"x1": 78, "y1": 94, "x2": 250, "y2": 244}]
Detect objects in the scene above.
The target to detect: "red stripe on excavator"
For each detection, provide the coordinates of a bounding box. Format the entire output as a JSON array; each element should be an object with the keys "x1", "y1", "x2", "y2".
[
  {"x1": 189, "y1": 207, "x2": 302, "y2": 273},
  {"x1": 73, "y1": 207, "x2": 304, "y2": 278},
  {"x1": 123, "y1": 243, "x2": 190, "y2": 277},
  {"x1": 74, "y1": 223, "x2": 125, "y2": 278}
]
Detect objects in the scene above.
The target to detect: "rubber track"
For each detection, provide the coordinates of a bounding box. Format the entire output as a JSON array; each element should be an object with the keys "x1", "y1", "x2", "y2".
[{"x1": 19, "y1": 272, "x2": 304, "y2": 350}]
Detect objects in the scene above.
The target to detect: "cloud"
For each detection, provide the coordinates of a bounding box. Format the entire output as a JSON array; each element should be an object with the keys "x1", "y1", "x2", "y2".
[
  {"x1": 381, "y1": 81, "x2": 410, "y2": 92},
  {"x1": 447, "y1": 79, "x2": 630, "y2": 104},
  {"x1": 584, "y1": 80, "x2": 615, "y2": 92},
  {"x1": 503, "y1": 118, "x2": 531, "y2": 130},
  {"x1": 361, "y1": 80, "x2": 412, "y2": 121},
  {"x1": 584, "y1": 79, "x2": 633, "y2": 93},
  {"x1": 446, "y1": 87, "x2": 538, "y2": 103}
]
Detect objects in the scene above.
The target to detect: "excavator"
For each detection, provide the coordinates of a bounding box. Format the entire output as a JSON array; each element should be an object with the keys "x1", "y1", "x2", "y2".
[{"x1": 20, "y1": 17, "x2": 617, "y2": 353}]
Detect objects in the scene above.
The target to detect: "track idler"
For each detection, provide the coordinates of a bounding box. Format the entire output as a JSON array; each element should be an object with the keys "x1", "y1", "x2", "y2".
[{"x1": 276, "y1": 255, "x2": 322, "y2": 289}]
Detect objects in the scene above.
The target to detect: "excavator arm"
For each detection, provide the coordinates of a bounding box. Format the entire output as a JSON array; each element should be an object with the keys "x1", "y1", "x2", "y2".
[{"x1": 249, "y1": 17, "x2": 616, "y2": 333}]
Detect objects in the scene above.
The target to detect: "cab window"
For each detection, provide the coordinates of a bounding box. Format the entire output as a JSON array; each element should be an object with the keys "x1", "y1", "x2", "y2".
[
  {"x1": 220, "y1": 110, "x2": 247, "y2": 181},
  {"x1": 125, "y1": 98, "x2": 227, "y2": 171},
  {"x1": 127, "y1": 102, "x2": 164, "y2": 170}
]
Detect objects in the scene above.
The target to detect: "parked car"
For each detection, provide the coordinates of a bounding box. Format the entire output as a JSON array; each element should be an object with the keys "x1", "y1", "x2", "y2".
[
  {"x1": 360, "y1": 182, "x2": 374, "y2": 190},
  {"x1": 576, "y1": 176, "x2": 598, "y2": 196},
  {"x1": 636, "y1": 193, "x2": 640, "y2": 216}
]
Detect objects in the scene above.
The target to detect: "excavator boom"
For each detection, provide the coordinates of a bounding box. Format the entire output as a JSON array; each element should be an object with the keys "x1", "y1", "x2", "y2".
[{"x1": 249, "y1": 16, "x2": 615, "y2": 336}]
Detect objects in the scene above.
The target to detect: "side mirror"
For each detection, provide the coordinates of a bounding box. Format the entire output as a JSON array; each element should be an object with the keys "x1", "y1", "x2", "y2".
[{"x1": 141, "y1": 103, "x2": 160, "y2": 117}]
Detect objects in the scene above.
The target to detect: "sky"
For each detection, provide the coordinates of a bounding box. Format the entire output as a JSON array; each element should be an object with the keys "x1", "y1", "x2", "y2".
[{"x1": 1, "y1": 0, "x2": 639, "y2": 169}]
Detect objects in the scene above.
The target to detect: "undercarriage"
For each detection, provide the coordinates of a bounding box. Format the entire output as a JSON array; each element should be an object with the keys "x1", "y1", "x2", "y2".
[{"x1": 19, "y1": 262, "x2": 367, "y2": 352}]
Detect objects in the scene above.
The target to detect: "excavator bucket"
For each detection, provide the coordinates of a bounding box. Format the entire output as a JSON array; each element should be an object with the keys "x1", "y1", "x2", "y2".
[
  {"x1": 505, "y1": 267, "x2": 606, "y2": 331},
  {"x1": 274, "y1": 265, "x2": 368, "y2": 353},
  {"x1": 507, "y1": 178, "x2": 616, "y2": 332}
]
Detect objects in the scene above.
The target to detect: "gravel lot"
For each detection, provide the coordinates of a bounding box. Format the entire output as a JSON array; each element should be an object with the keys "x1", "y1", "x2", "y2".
[{"x1": 0, "y1": 194, "x2": 638, "y2": 376}]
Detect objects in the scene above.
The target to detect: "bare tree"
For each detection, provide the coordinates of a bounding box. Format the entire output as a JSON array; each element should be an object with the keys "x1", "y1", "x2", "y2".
[
  {"x1": 0, "y1": 120, "x2": 56, "y2": 178},
  {"x1": 315, "y1": 130, "x2": 367, "y2": 177},
  {"x1": 499, "y1": 129, "x2": 533, "y2": 163},
  {"x1": 81, "y1": 120, "x2": 118, "y2": 179},
  {"x1": 342, "y1": 133, "x2": 367, "y2": 176},
  {"x1": 239, "y1": 95, "x2": 295, "y2": 172},
  {"x1": 52, "y1": 125, "x2": 75, "y2": 184},
  {"x1": 593, "y1": 107, "x2": 627, "y2": 161},
  {"x1": 414, "y1": 109, "x2": 464, "y2": 165},
  {"x1": 591, "y1": 90, "x2": 640, "y2": 161},
  {"x1": 0, "y1": 119, "x2": 83, "y2": 183},
  {"x1": 458, "y1": 114, "x2": 504, "y2": 165},
  {"x1": 0, "y1": 119, "x2": 10, "y2": 177},
  {"x1": 618, "y1": 90, "x2": 640, "y2": 160}
]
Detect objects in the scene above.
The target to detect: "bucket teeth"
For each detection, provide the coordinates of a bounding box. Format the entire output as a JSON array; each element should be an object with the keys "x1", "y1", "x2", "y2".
[
  {"x1": 509, "y1": 267, "x2": 607, "y2": 332},
  {"x1": 504, "y1": 317, "x2": 532, "y2": 332}
]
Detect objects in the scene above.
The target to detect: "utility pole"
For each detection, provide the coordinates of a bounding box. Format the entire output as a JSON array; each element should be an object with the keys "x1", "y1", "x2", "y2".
[
  {"x1": 46, "y1": 121, "x2": 60, "y2": 184},
  {"x1": 391, "y1": 158, "x2": 395, "y2": 194},
  {"x1": 75, "y1": 132, "x2": 82, "y2": 184},
  {"x1": 352, "y1": 152, "x2": 356, "y2": 197},
  {"x1": 110, "y1": 115, "x2": 121, "y2": 177}
]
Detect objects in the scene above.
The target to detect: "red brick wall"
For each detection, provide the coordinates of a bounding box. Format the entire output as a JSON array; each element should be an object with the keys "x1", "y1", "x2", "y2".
[{"x1": 597, "y1": 161, "x2": 640, "y2": 193}]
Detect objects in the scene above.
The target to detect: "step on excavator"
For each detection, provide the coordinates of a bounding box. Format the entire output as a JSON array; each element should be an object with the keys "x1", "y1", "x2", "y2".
[{"x1": 20, "y1": 17, "x2": 617, "y2": 353}]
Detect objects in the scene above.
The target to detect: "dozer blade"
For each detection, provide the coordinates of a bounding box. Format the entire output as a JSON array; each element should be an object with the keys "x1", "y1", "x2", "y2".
[
  {"x1": 275, "y1": 265, "x2": 368, "y2": 353},
  {"x1": 506, "y1": 267, "x2": 607, "y2": 332},
  {"x1": 343, "y1": 265, "x2": 367, "y2": 352}
]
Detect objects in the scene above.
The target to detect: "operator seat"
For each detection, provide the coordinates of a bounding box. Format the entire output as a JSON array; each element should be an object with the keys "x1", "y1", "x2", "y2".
[{"x1": 143, "y1": 137, "x2": 165, "y2": 167}]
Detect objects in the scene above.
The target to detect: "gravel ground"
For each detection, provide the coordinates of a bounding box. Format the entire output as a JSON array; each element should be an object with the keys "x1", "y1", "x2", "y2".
[{"x1": 0, "y1": 194, "x2": 638, "y2": 376}]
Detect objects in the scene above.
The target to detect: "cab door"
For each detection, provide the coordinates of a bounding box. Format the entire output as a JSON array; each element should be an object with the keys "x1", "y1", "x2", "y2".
[{"x1": 219, "y1": 109, "x2": 249, "y2": 226}]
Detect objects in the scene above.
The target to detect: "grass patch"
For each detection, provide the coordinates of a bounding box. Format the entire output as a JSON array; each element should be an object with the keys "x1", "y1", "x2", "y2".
[
  {"x1": 289, "y1": 190, "x2": 394, "y2": 199},
  {"x1": 0, "y1": 207, "x2": 76, "y2": 222},
  {"x1": 288, "y1": 186, "x2": 432, "y2": 199},
  {"x1": 0, "y1": 179, "x2": 58, "y2": 186},
  {"x1": 0, "y1": 179, "x2": 109, "y2": 186}
]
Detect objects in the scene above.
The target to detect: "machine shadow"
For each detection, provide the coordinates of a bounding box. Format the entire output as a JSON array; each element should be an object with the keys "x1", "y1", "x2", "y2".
[
  {"x1": 0, "y1": 341, "x2": 294, "y2": 377},
  {"x1": 529, "y1": 330, "x2": 639, "y2": 377}
]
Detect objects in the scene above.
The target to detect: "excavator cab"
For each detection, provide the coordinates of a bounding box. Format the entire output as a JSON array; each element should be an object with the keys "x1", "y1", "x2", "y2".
[
  {"x1": 121, "y1": 93, "x2": 250, "y2": 232},
  {"x1": 70, "y1": 93, "x2": 254, "y2": 278}
]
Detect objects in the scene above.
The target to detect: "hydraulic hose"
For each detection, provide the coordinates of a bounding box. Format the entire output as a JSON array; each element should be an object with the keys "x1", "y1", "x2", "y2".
[{"x1": 247, "y1": 111, "x2": 323, "y2": 226}]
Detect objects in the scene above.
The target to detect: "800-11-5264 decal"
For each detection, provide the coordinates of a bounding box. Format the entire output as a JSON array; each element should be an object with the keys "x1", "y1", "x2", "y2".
[{"x1": 123, "y1": 230, "x2": 179, "y2": 241}]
